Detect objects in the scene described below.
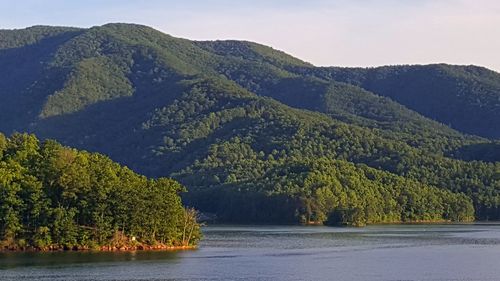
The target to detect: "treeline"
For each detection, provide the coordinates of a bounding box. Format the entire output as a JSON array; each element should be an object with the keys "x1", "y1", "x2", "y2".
[
  {"x1": 0, "y1": 133, "x2": 200, "y2": 251},
  {"x1": 180, "y1": 145, "x2": 475, "y2": 226}
]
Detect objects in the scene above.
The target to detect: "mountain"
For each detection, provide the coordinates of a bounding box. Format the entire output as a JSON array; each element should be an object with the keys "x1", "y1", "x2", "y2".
[
  {"x1": 0, "y1": 23, "x2": 498, "y2": 224},
  {"x1": 297, "y1": 64, "x2": 500, "y2": 139}
]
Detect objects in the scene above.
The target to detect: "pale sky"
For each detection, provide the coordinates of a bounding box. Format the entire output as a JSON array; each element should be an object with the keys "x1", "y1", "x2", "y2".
[{"x1": 1, "y1": 0, "x2": 499, "y2": 72}]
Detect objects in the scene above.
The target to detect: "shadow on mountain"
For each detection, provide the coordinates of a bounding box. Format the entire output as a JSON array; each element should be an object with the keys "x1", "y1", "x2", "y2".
[
  {"x1": 0, "y1": 30, "x2": 82, "y2": 133},
  {"x1": 449, "y1": 143, "x2": 500, "y2": 163}
]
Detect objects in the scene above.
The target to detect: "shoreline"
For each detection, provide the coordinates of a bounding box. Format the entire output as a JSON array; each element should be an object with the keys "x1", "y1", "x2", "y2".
[
  {"x1": 4, "y1": 221, "x2": 497, "y2": 253},
  {"x1": 1, "y1": 244, "x2": 198, "y2": 253},
  {"x1": 206, "y1": 219, "x2": 478, "y2": 225}
]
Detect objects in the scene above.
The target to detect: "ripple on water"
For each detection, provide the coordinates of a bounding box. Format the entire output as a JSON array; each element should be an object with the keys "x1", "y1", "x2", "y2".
[{"x1": 1, "y1": 224, "x2": 500, "y2": 281}]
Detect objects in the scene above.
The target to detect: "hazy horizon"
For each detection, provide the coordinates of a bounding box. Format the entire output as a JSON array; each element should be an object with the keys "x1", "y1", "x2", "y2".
[{"x1": 1, "y1": 0, "x2": 499, "y2": 72}]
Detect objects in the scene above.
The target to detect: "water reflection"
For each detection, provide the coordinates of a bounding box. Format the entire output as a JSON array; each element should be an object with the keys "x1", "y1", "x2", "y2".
[
  {"x1": 0, "y1": 250, "x2": 181, "y2": 269},
  {"x1": 1, "y1": 224, "x2": 500, "y2": 281}
]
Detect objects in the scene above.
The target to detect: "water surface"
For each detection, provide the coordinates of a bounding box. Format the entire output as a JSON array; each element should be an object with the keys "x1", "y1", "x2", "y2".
[{"x1": 1, "y1": 224, "x2": 500, "y2": 281}]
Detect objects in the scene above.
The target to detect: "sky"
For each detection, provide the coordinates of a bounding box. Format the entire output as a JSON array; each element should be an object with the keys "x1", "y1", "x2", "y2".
[{"x1": 1, "y1": 0, "x2": 499, "y2": 72}]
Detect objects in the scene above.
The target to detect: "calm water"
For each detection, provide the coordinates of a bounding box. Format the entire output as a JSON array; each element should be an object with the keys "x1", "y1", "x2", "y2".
[{"x1": 1, "y1": 224, "x2": 500, "y2": 281}]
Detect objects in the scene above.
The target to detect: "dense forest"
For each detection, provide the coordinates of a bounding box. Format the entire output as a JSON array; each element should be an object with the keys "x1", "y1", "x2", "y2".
[
  {"x1": 0, "y1": 133, "x2": 200, "y2": 251},
  {"x1": 183, "y1": 157, "x2": 474, "y2": 225},
  {"x1": 0, "y1": 23, "x2": 499, "y2": 225},
  {"x1": 302, "y1": 64, "x2": 500, "y2": 139}
]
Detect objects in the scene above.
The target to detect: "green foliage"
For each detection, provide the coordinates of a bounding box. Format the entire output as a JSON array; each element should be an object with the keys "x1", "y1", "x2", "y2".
[
  {"x1": 0, "y1": 24, "x2": 498, "y2": 226},
  {"x1": 33, "y1": 226, "x2": 52, "y2": 249},
  {"x1": 196, "y1": 40, "x2": 311, "y2": 69},
  {"x1": 41, "y1": 56, "x2": 133, "y2": 117},
  {"x1": 137, "y1": 78, "x2": 495, "y2": 222},
  {"x1": 0, "y1": 26, "x2": 82, "y2": 49},
  {"x1": 175, "y1": 130, "x2": 477, "y2": 224},
  {"x1": 0, "y1": 133, "x2": 200, "y2": 250},
  {"x1": 308, "y1": 64, "x2": 500, "y2": 139}
]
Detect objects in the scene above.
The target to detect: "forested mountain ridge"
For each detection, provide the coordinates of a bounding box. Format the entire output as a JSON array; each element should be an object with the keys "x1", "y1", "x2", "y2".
[
  {"x1": 0, "y1": 25, "x2": 82, "y2": 49},
  {"x1": 0, "y1": 23, "x2": 499, "y2": 224},
  {"x1": 296, "y1": 64, "x2": 500, "y2": 139},
  {"x1": 195, "y1": 40, "x2": 500, "y2": 140}
]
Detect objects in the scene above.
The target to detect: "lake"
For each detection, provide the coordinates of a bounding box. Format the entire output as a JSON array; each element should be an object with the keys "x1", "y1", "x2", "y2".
[{"x1": 1, "y1": 224, "x2": 500, "y2": 281}]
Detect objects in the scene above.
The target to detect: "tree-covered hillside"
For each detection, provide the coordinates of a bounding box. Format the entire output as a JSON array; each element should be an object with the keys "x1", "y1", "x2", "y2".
[
  {"x1": 0, "y1": 133, "x2": 200, "y2": 251},
  {"x1": 294, "y1": 64, "x2": 500, "y2": 139},
  {"x1": 0, "y1": 23, "x2": 499, "y2": 224},
  {"x1": 194, "y1": 40, "x2": 498, "y2": 156}
]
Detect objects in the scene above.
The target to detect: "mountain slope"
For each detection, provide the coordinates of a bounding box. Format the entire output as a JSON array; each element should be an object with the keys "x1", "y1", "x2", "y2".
[
  {"x1": 0, "y1": 24, "x2": 499, "y2": 224},
  {"x1": 194, "y1": 40, "x2": 492, "y2": 154},
  {"x1": 294, "y1": 64, "x2": 500, "y2": 139},
  {"x1": 198, "y1": 40, "x2": 500, "y2": 140}
]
